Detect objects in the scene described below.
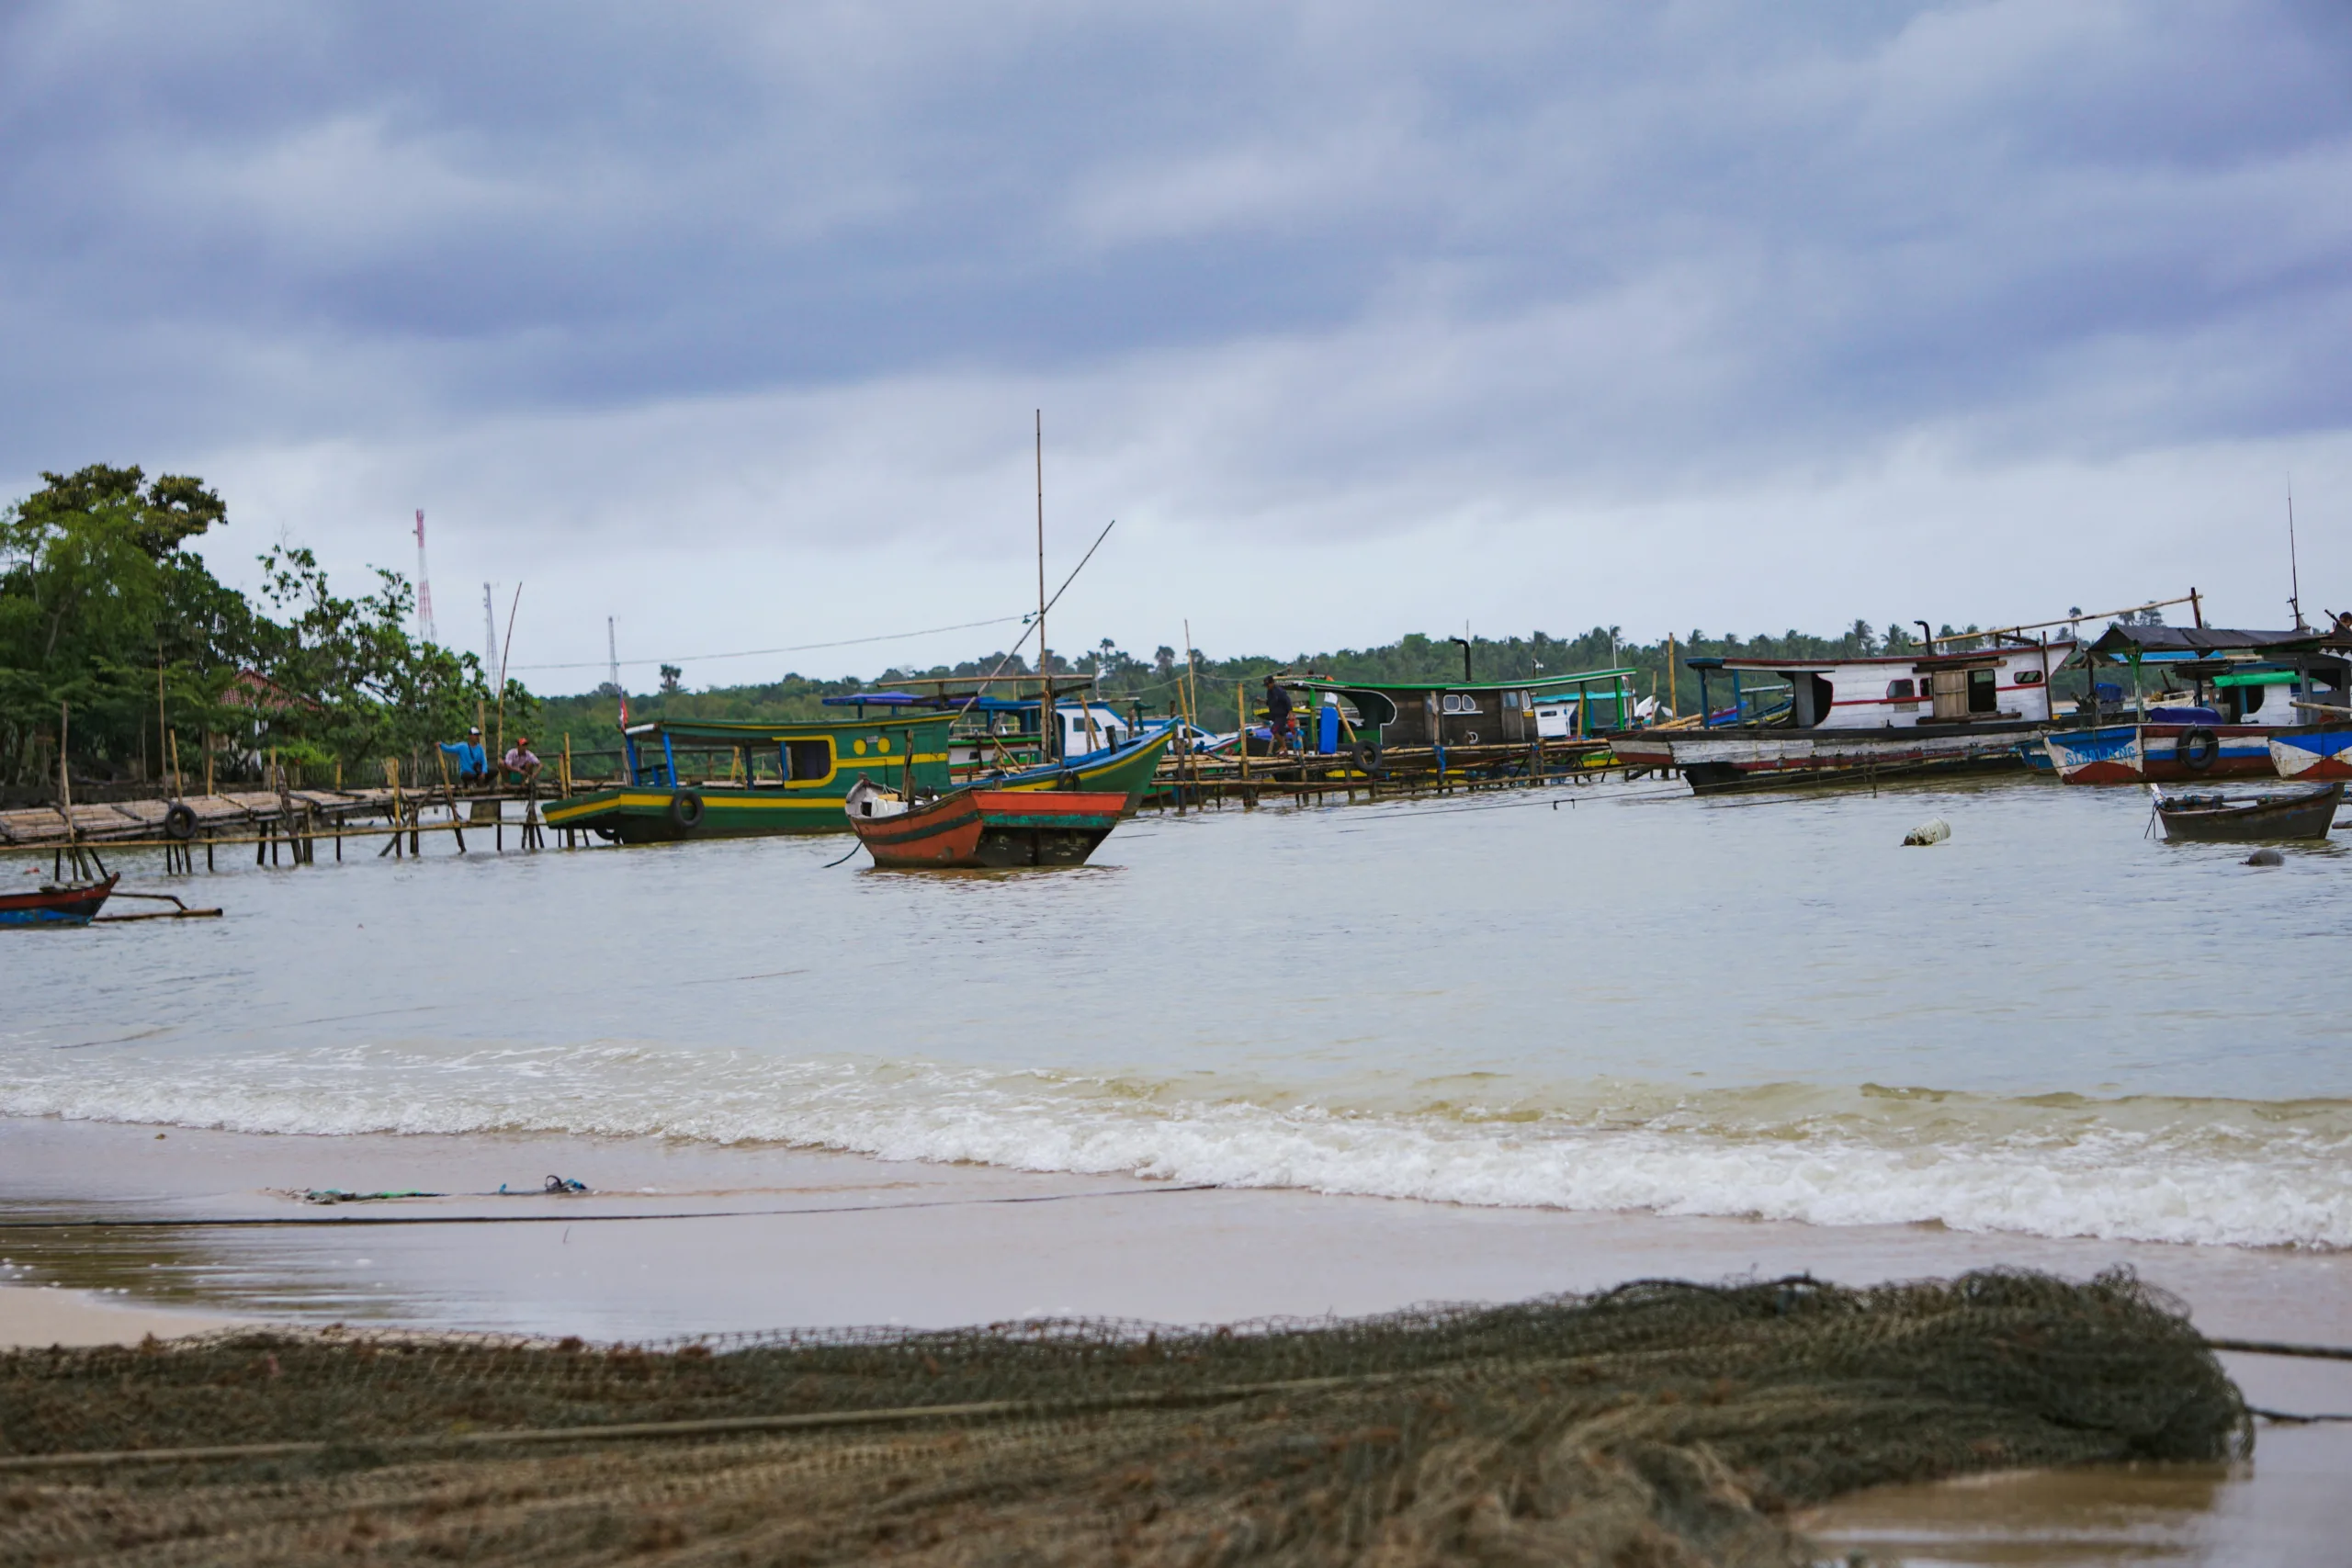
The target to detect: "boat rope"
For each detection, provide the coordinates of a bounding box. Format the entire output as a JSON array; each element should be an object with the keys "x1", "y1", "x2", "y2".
[{"x1": 0, "y1": 1183, "x2": 1219, "y2": 1231}]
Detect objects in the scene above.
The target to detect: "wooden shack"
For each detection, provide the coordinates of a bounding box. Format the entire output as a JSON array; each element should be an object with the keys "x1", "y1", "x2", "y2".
[{"x1": 1285, "y1": 667, "x2": 1637, "y2": 755}]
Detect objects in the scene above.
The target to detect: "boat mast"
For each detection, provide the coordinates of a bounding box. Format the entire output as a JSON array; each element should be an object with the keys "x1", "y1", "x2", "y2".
[
  {"x1": 2289, "y1": 485, "x2": 2307, "y2": 630},
  {"x1": 1036, "y1": 410, "x2": 1054, "y2": 765}
]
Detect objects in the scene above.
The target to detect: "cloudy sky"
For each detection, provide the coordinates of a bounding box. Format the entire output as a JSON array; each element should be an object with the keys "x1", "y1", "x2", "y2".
[{"x1": 6, "y1": 2, "x2": 2350, "y2": 687}]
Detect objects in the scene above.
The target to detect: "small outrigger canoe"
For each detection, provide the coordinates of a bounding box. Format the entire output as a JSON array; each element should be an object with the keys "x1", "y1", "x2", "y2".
[
  {"x1": 846, "y1": 778, "x2": 1127, "y2": 867},
  {"x1": 0, "y1": 873, "x2": 119, "y2": 927},
  {"x1": 2149, "y1": 781, "x2": 2342, "y2": 842}
]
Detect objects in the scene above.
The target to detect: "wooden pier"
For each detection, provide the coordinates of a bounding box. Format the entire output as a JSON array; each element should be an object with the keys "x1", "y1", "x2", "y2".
[
  {"x1": 0, "y1": 735, "x2": 1638, "y2": 875},
  {"x1": 0, "y1": 784, "x2": 563, "y2": 874},
  {"x1": 1143, "y1": 737, "x2": 1623, "y2": 810}
]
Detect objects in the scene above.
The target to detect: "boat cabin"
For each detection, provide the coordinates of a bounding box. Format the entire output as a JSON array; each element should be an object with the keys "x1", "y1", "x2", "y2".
[
  {"x1": 2067, "y1": 625, "x2": 2350, "y2": 726},
  {"x1": 1285, "y1": 667, "x2": 1637, "y2": 752},
  {"x1": 1684, "y1": 642, "x2": 2073, "y2": 730},
  {"x1": 618, "y1": 714, "x2": 956, "y2": 791}
]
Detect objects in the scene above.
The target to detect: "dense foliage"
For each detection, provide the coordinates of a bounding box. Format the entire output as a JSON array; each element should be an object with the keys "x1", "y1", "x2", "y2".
[{"x1": 0, "y1": 464, "x2": 523, "y2": 790}]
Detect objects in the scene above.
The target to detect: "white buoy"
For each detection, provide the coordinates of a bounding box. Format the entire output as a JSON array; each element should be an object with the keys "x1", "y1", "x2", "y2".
[{"x1": 1903, "y1": 818, "x2": 1951, "y2": 847}]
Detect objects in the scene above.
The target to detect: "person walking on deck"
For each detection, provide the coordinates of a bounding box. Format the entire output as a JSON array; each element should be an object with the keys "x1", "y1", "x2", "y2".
[
  {"x1": 439, "y1": 727, "x2": 488, "y2": 786},
  {"x1": 1262, "y1": 676, "x2": 1296, "y2": 756}
]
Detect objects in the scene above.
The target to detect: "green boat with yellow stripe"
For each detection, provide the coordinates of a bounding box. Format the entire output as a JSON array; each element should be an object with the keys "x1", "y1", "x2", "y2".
[
  {"x1": 545, "y1": 716, "x2": 956, "y2": 843},
  {"x1": 545, "y1": 716, "x2": 1172, "y2": 844}
]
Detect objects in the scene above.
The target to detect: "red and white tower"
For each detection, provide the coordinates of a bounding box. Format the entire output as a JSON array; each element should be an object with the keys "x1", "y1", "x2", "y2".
[{"x1": 413, "y1": 510, "x2": 438, "y2": 646}]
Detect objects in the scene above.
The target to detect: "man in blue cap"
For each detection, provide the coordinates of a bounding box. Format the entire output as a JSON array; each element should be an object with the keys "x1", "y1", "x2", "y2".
[{"x1": 438, "y1": 726, "x2": 488, "y2": 786}]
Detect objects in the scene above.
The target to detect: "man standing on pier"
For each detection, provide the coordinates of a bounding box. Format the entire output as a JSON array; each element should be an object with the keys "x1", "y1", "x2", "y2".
[
  {"x1": 439, "y1": 726, "x2": 488, "y2": 787},
  {"x1": 1262, "y1": 675, "x2": 1295, "y2": 756}
]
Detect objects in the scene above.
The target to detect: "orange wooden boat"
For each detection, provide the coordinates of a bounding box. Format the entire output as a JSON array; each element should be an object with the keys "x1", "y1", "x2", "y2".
[{"x1": 846, "y1": 777, "x2": 1127, "y2": 867}]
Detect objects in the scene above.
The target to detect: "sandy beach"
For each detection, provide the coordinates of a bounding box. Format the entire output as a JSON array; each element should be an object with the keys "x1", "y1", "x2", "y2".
[{"x1": 5, "y1": 1112, "x2": 2348, "y2": 1563}]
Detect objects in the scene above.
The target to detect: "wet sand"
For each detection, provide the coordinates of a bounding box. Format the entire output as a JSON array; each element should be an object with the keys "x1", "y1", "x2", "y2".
[
  {"x1": 4, "y1": 1114, "x2": 2346, "y2": 1562},
  {"x1": 0, "y1": 1283, "x2": 237, "y2": 1348}
]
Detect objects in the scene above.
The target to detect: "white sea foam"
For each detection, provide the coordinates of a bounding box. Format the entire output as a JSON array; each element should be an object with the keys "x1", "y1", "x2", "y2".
[{"x1": 6, "y1": 1044, "x2": 2348, "y2": 1250}]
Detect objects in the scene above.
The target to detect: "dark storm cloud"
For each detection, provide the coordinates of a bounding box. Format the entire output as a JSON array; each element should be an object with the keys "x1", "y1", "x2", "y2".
[{"x1": 4, "y1": 1, "x2": 2349, "y2": 566}]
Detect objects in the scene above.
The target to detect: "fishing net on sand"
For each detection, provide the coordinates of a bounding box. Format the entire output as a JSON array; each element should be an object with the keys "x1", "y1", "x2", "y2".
[{"x1": 0, "y1": 1268, "x2": 2245, "y2": 1567}]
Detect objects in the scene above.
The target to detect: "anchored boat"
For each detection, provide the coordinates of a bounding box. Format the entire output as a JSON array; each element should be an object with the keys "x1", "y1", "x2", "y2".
[
  {"x1": 2270, "y1": 726, "x2": 2352, "y2": 782},
  {"x1": 2149, "y1": 782, "x2": 2343, "y2": 842},
  {"x1": 0, "y1": 873, "x2": 118, "y2": 927},
  {"x1": 1613, "y1": 638, "x2": 2073, "y2": 794},
  {"x1": 2044, "y1": 625, "x2": 2352, "y2": 784},
  {"x1": 543, "y1": 715, "x2": 959, "y2": 843},
  {"x1": 845, "y1": 777, "x2": 1130, "y2": 868}
]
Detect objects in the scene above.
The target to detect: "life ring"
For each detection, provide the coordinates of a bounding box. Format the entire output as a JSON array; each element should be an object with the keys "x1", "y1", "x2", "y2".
[
  {"x1": 2175, "y1": 728, "x2": 2219, "y2": 773},
  {"x1": 668, "y1": 790, "x2": 706, "y2": 830},
  {"x1": 163, "y1": 802, "x2": 198, "y2": 840}
]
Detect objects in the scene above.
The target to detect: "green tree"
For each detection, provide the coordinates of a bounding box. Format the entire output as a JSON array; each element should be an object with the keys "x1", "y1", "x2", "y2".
[{"x1": 0, "y1": 464, "x2": 256, "y2": 784}]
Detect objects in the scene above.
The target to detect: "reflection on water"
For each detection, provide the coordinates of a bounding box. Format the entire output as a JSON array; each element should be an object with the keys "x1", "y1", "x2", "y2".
[{"x1": 1804, "y1": 1423, "x2": 2351, "y2": 1567}]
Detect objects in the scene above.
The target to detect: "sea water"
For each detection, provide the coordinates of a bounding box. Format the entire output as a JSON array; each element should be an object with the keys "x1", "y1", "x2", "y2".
[{"x1": 5, "y1": 775, "x2": 2347, "y2": 1251}]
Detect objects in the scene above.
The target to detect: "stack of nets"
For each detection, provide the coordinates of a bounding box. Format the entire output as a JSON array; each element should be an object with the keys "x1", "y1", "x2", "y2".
[{"x1": 0, "y1": 1269, "x2": 2246, "y2": 1566}]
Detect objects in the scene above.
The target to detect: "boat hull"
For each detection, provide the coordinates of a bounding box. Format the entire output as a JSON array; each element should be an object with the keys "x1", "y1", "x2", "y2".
[
  {"x1": 2045, "y1": 723, "x2": 2280, "y2": 784},
  {"x1": 2270, "y1": 727, "x2": 2352, "y2": 782},
  {"x1": 0, "y1": 874, "x2": 117, "y2": 927},
  {"x1": 854, "y1": 789, "x2": 1128, "y2": 868},
  {"x1": 2154, "y1": 783, "x2": 2342, "y2": 842},
  {"x1": 1614, "y1": 723, "x2": 2042, "y2": 795}
]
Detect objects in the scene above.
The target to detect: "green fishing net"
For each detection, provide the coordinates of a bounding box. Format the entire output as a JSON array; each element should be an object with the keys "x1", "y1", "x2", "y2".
[{"x1": 0, "y1": 1269, "x2": 2246, "y2": 1566}]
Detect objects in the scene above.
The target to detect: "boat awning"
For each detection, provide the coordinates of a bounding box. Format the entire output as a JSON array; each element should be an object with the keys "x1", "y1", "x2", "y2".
[
  {"x1": 622, "y1": 712, "x2": 959, "y2": 743},
  {"x1": 2082, "y1": 625, "x2": 2338, "y2": 660}
]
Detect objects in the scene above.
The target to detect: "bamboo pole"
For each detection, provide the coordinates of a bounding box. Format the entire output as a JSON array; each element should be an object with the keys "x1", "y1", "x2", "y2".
[
  {"x1": 1237, "y1": 682, "x2": 1250, "y2": 806},
  {"x1": 388, "y1": 759, "x2": 405, "y2": 858}
]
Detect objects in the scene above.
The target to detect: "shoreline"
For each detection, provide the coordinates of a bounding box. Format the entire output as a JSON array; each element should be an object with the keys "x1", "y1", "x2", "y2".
[
  {"x1": 9, "y1": 1113, "x2": 2348, "y2": 1562},
  {"x1": 4, "y1": 1113, "x2": 2346, "y2": 1346}
]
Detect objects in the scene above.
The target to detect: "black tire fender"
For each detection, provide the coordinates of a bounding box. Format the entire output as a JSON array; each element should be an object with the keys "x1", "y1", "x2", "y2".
[
  {"x1": 2176, "y1": 728, "x2": 2219, "y2": 773},
  {"x1": 668, "y1": 790, "x2": 706, "y2": 830},
  {"x1": 163, "y1": 801, "x2": 198, "y2": 840}
]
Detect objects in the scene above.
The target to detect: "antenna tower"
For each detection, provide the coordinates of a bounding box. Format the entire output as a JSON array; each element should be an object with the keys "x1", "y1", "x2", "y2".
[{"x1": 413, "y1": 511, "x2": 436, "y2": 645}]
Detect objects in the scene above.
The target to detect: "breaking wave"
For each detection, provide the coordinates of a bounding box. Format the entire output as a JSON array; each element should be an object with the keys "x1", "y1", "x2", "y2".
[{"x1": 5, "y1": 1043, "x2": 2347, "y2": 1250}]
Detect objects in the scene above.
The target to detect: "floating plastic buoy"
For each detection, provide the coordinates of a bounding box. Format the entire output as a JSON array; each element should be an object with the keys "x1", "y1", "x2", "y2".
[
  {"x1": 2245, "y1": 847, "x2": 2284, "y2": 867},
  {"x1": 1902, "y1": 818, "x2": 1951, "y2": 847}
]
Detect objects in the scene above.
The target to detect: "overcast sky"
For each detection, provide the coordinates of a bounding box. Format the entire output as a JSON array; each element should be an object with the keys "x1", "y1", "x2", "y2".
[{"x1": 6, "y1": 2, "x2": 2350, "y2": 687}]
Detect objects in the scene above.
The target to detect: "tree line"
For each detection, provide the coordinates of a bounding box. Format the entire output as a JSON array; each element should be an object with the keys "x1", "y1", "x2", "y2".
[
  {"x1": 0, "y1": 465, "x2": 535, "y2": 794},
  {"x1": 531, "y1": 617, "x2": 2024, "y2": 762}
]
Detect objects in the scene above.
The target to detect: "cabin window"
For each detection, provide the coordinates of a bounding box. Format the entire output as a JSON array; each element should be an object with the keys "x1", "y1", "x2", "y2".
[
  {"x1": 2014, "y1": 669, "x2": 2044, "y2": 685},
  {"x1": 1886, "y1": 679, "x2": 1917, "y2": 705},
  {"x1": 1441, "y1": 694, "x2": 1481, "y2": 715},
  {"x1": 781, "y1": 739, "x2": 831, "y2": 781},
  {"x1": 2242, "y1": 684, "x2": 2267, "y2": 716},
  {"x1": 1967, "y1": 668, "x2": 1998, "y2": 713}
]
